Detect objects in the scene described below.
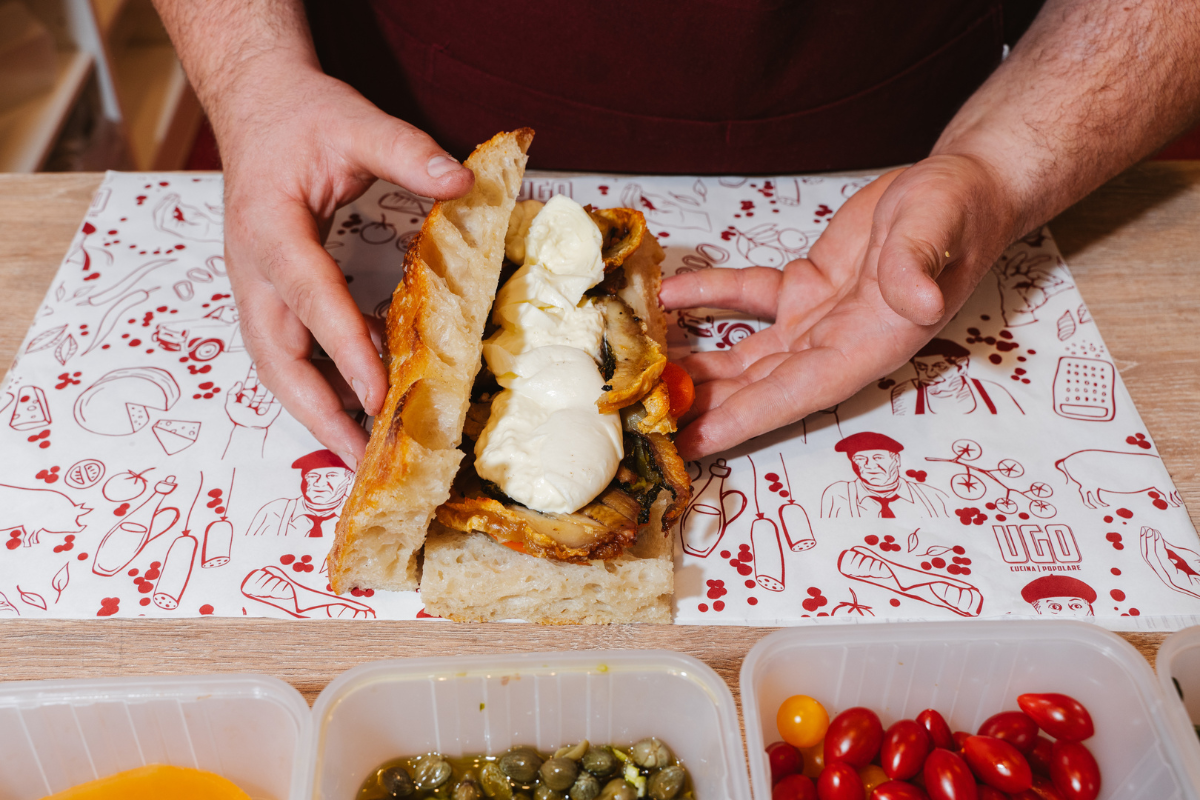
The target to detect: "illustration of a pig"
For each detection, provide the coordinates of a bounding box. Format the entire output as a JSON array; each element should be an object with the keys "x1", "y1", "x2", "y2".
[
  {"x1": 0, "y1": 484, "x2": 92, "y2": 546},
  {"x1": 1054, "y1": 450, "x2": 1182, "y2": 509}
]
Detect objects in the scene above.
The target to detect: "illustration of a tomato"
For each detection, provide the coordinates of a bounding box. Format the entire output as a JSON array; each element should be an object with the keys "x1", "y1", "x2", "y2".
[
  {"x1": 951, "y1": 473, "x2": 987, "y2": 500},
  {"x1": 824, "y1": 707, "x2": 883, "y2": 768},
  {"x1": 360, "y1": 213, "x2": 397, "y2": 244},
  {"x1": 994, "y1": 497, "x2": 1019, "y2": 515},
  {"x1": 64, "y1": 459, "x2": 105, "y2": 490},
  {"x1": 103, "y1": 468, "x2": 152, "y2": 502}
]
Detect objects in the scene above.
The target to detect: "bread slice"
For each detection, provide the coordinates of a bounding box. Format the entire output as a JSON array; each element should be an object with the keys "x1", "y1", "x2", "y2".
[
  {"x1": 329, "y1": 129, "x2": 533, "y2": 593},
  {"x1": 421, "y1": 497, "x2": 674, "y2": 624}
]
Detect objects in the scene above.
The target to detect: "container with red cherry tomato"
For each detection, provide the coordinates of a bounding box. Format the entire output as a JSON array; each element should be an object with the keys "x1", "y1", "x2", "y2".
[{"x1": 767, "y1": 692, "x2": 1100, "y2": 800}]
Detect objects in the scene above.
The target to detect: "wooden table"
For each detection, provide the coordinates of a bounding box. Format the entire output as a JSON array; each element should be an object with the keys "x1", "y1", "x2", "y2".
[{"x1": 1, "y1": 165, "x2": 1198, "y2": 707}]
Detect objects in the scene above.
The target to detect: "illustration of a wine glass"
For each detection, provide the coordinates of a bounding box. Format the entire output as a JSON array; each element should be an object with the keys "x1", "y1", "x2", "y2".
[{"x1": 93, "y1": 476, "x2": 180, "y2": 577}]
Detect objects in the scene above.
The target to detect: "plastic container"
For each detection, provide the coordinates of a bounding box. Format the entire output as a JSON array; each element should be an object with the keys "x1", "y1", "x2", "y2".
[
  {"x1": 741, "y1": 621, "x2": 1199, "y2": 800},
  {"x1": 1156, "y1": 626, "x2": 1200, "y2": 791},
  {"x1": 0, "y1": 674, "x2": 310, "y2": 800},
  {"x1": 309, "y1": 650, "x2": 750, "y2": 800}
]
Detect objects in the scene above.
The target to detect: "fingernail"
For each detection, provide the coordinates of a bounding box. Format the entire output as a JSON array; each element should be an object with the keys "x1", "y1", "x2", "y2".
[
  {"x1": 350, "y1": 377, "x2": 369, "y2": 410},
  {"x1": 427, "y1": 154, "x2": 461, "y2": 179},
  {"x1": 337, "y1": 450, "x2": 359, "y2": 472}
]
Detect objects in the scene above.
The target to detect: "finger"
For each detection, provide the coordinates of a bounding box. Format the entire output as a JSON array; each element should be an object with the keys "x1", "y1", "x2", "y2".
[
  {"x1": 679, "y1": 325, "x2": 793, "y2": 383},
  {"x1": 235, "y1": 281, "x2": 369, "y2": 468},
  {"x1": 675, "y1": 348, "x2": 850, "y2": 459},
  {"x1": 659, "y1": 267, "x2": 782, "y2": 317},
  {"x1": 364, "y1": 313, "x2": 384, "y2": 354},
  {"x1": 249, "y1": 377, "x2": 269, "y2": 410},
  {"x1": 226, "y1": 381, "x2": 244, "y2": 404},
  {"x1": 315, "y1": 358, "x2": 362, "y2": 410},
  {"x1": 874, "y1": 194, "x2": 961, "y2": 327},
  {"x1": 260, "y1": 202, "x2": 387, "y2": 415},
  {"x1": 347, "y1": 111, "x2": 474, "y2": 200}
]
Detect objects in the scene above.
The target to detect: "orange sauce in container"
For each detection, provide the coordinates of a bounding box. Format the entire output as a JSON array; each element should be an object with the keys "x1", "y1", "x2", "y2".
[{"x1": 42, "y1": 764, "x2": 250, "y2": 800}]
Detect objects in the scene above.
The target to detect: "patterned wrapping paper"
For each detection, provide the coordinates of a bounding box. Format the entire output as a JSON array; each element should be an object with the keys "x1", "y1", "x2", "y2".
[{"x1": 1, "y1": 170, "x2": 1199, "y2": 630}]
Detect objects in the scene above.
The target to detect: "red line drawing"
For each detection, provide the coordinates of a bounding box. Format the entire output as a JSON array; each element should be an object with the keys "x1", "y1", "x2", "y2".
[
  {"x1": 17, "y1": 586, "x2": 47, "y2": 611},
  {"x1": 92, "y1": 475, "x2": 180, "y2": 576},
  {"x1": 1052, "y1": 357, "x2": 1116, "y2": 421},
  {"x1": 776, "y1": 455, "x2": 815, "y2": 552},
  {"x1": 64, "y1": 459, "x2": 105, "y2": 490},
  {"x1": 891, "y1": 339, "x2": 1024, "y2": 415},
  {"x1": 244, "y1": 451, "x2": 353, "y2": 537},
  {"x1": 619, "y1": 183, "x2": 712, "y2": 231},
  {"x1": 0, "y1": 591, "x2": 18, "y2": 616},
  {"x1": 54, "y1": 334, "x2": 78, "y2": 365},
  {"x1": 241, "y1": 566, "x2": 376, "y2": 618},
  {"x1": 1054, "y1": 449, "x2": 1181, "y2": 509},
  {"x1": 152, "y1": 419, "x2": 201, "y2": 455},
  {"x1": 153, "y1": 475, "x2": 204, "y2": 610},
  {"x1": 51, "y1": 564, "x2": 69, "y2": 604},
  {"x1": 74, "y1": 367, "x2": 180, "y2": 436},
  {"x1": 153, "y1": 304, "x2": 244, "y2": 362},
  {"x1": 10, "y1": 385, "x2": 51, "y2": 431},
  {"x1": 102, "y1": 467, "x2": 151, "y2": 502},
  {"x1": 679, "y1": 458, "x2": 747, "y2": 558},
  {"x1": 1142, "y1": 526, "x2": 1200, "y2": 600},
  {"x1": 378, "y1": 189, "x2": 433, "y2": 216},
  {"x1": 830, "y1": 588, "x2": 874, "y2": 617},
  {"x1": 76, "y1": 258, "x2": 172, "y2": 307},
  {"x1": 927, "y1": 439, "x2": 1056, "y2": 518},
  {"x1": 1020, "y1": 575, "x2": 1095, "y2": 617},
  {"x1": 202, "y1": 469, "x2": 235, "y2": 568},
  {"x1": 675, "y1": 310, "x2": 759, "y2": 350},
  {"x1": 223, "y1": 363, "x2": 283, "y2": 459},
  {"x1": 25, "y1": 324, "x2": 67, "y2": 355},
  {"x1": 747, "y1": 456, "x2": 784, "y2": 592},
  {"x1": 993, "y1": 248, "x2": 1072, "y2": 327},
  {"x1": 1057, "y1": 311, "x2": 1077, "y2": 341},
  {"x1": 84, "y1": 289, "x2": 152, "y2": 355},
  {"x1": 0, "y1": 484, "x2": 91, "y2": 546},
  {"x1": 728, "y1": 223, "x2": 820, "y2": 267},
  {"x1": 837, "y1": 546, "x2": 983, "y2": 617},
  {"x1": 154, "y1": 193, "x2": 223, "y2": 242},
  {"x1": 821, "y1": 433, "x2": 948, "y2": 519}
]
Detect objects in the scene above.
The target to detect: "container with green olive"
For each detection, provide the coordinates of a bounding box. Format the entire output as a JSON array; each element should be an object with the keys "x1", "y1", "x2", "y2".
[{"x1": 357, "y1": 738, "x2": 694, "y2": 800}]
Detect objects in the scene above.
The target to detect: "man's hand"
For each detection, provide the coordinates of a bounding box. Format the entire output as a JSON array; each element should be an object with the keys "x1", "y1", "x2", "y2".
[
  {"x1": 661, "y1": 155, "x2": 1020, "y2": 460},
  {"x1": 152, "y1": 0, "x2": 473, "y2": 469}
]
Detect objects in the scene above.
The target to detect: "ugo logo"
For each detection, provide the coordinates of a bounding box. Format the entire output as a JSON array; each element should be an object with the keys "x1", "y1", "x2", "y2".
[{"x1": 994, "y1": 524, "x2": 1081, "y2": 565}]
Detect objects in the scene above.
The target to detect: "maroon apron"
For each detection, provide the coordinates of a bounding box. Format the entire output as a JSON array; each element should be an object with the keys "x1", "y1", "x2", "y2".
[{"x1": 306, "y1": 1, "x2": 1041, "y2": 174}]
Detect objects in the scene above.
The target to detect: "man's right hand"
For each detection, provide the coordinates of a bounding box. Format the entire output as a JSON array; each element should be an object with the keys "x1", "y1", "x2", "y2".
[{"x1": 211, "y1": 62, "x2": 472, "y2": 469}]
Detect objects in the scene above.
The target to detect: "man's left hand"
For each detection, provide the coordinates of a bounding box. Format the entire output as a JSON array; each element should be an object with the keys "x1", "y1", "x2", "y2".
[{"x1": 660, "y1": 154, "x2": 1020, "y2": 460}]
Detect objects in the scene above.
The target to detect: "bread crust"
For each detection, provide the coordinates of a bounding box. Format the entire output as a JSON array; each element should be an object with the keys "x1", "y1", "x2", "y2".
[{"x1": 329, "y1": 129, "x2": 532, "y2": 593}]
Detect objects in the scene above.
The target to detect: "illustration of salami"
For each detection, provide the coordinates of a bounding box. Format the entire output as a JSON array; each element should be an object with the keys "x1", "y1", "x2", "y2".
[
  {"x1": 92, "y1": 476, "x2": 180, "y2": 576},
  {"x1": 1052, "y1": 357, "x2": 1116, "y2": 421},
  {"x1": 747, "y1": 456, "x2": 784, "y2": 592},
  {"x1": 837, "y1": 546, "x2": 983, "y2": 617},
  {"x1": 153, "y1": 476, "x2": 204, "y2": 610},
  {"x1": 74, "y1": 368, "x2": 180, "y2": 436}
]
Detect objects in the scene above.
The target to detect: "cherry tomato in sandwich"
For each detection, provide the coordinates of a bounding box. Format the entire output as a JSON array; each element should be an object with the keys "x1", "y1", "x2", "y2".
[
  {"x1": 1027, "y1": 736, "x2": 1054, "y2": 776},
  {"x1": 774, "y1": 773, "x2": 818, "y2": 800},
  {"x1": 1016, "y1": 693, "x2": 1095, "y2": 742},
  {"x1": 871, "y1": 780, "x2": 931, "y2": 800},
  {"x1": 817, "y1": 762, "x2": 864, "y2": 800},
  {"x1": 921, "y1": 748, "x2": 977, "y2": 800},
  {"x1": 778, "y1": 695, "x2": 831, "y2": 749},
  {"x1": 768, "y1": 741, "x2": 804, "y2": 785},
  {"x1": 661, "y1": 361, "x2": 695, "y2": 419},
  {"x1": 961, "y1": 735, "x2": 1032, "y2": 794},
  {"x1": 977, "y1": 711, "x2": 1039, "y2": 753},
  {"x1": 881, "y1": 720, "x2": 932, "y2": 781},
  {"x1": 916, "y1": 709, "x2": 956, "y2": 750},
  {"x1": 1048, "y1": 741, "x2": 1100, "y2": 800}
]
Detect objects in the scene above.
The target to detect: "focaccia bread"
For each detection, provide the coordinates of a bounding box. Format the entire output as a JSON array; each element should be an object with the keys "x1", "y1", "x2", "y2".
[{"x1": 328, "y1": 129, "x2": 533, "y2": 593}]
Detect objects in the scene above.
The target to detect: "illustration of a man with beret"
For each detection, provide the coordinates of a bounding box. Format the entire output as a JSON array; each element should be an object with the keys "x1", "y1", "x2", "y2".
[
  {"x1": 890, "y1": 338, "x2": 1024, "y2": 415},
  {"x1": 245, "y1": 449, "x2": 354, "y2": 537},
  {"x1": 821, "y1": 432, "x2": 948, "y2": 519},
  {"x1": 1021, "y1": 575, "x2": 1096, "y2": 617}
]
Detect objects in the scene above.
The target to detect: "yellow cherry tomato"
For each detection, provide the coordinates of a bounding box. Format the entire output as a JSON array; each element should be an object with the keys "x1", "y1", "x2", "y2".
[
  {"x1": 776, "y1": 694, "x2": 830, "y2": 749},
  {"x1": 859, "y1": 764, "x2": 889, "y2": 797},
  {"x1": 801, "y1": 740, "x2": 825, "y2": 779}
]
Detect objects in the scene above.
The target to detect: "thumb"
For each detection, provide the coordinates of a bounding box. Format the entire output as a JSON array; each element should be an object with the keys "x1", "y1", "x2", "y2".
[
  {"x1": 349, "y1": 110, "x2": 474, "y2": 200},
  {"x1": 874, "y1": 198, "x2": 962, "y2": 327}
]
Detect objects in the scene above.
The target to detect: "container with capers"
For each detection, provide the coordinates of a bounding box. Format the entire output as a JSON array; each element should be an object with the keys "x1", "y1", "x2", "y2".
[{"x1": 358, "y1": 738, "x2": 694, "y2": 800}]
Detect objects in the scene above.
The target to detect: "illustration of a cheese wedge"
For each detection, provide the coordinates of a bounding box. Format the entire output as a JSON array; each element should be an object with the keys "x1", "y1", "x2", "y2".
[
  {"x1": 73, "y1": 367, "x2": 180, "y2": 436},
  {"x1": 152, "y1": 419, "x2": 200, "y2": 455},
  {"x1": 10, "y1": 385, "x2": 51, "y2": 430},
  {"x1": 837, "y1": 546, "x2": 983, "y2": 617}
]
